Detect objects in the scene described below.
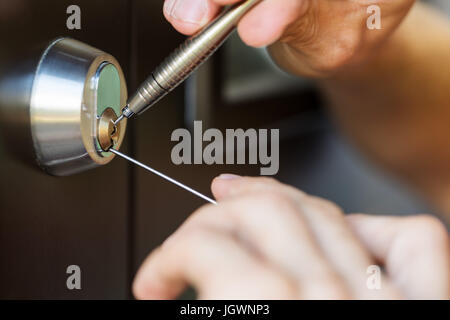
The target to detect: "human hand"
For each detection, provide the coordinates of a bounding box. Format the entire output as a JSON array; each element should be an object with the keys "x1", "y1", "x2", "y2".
[
  {"x1": 162, "y1": 0, "x2": 416, "y2": 77},
  {"x1": 133, "y1": 176, "x2": 450, "y2": 299}
]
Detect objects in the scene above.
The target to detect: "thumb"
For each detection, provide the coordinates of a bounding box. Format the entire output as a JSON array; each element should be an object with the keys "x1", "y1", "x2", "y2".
[
  {"x1": 211, "y1": 174, "x2": 243, "y2": 200},
  {"x1": 163, "y1": 0, "x2": 221, "y2": 35},
  {"x1": 346, "y1": 214, "x2": 450, "y2": 299}
]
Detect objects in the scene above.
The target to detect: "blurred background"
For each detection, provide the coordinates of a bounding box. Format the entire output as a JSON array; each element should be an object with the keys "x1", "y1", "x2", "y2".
[{"x1": 0, "y1": 0, "x2": 446, "y2": 299}]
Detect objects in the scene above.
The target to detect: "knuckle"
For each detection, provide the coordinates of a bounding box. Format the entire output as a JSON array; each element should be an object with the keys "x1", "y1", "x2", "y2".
[
  {"x1": 257, "y1": 190, "x2": 295, "y2": 209},
  {"x1": 320, "y1": 49, "x2": 357, "y2": 72},
  {"x1": 241, "y1": 190, "x2": 299, "y2": 218},
  {"x1": 314, "y1": 32, "x2": 361, "y2": 72},
  {"x1": 408, "y1": 215, "x2": 449, "y2": 245},
  {"x1": 308, "y1": 196, "x2": 343, "y2": 218}
]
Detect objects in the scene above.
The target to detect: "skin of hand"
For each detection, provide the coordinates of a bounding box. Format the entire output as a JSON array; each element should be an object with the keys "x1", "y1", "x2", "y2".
[
  {"x1": 163, "y1": 0, "x2": 450, "y2": 220},
  {"x1": 318, "y1": 4, "x2": 450, "y2": 216},
  {"x1": 133, "y1": 176, "x2": 450, "y2": 300},
  {"x1": 162, "y1": 0, "x2": 415, "y2": 77}
]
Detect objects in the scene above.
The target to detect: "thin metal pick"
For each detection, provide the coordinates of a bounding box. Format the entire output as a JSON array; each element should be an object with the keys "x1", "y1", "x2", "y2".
[
  {"x1": 109, "y1": 148, "x2": 217, "y2": 205},
  {"x1": 113, "y1": 114, "x2": 124, "y2": 125}
]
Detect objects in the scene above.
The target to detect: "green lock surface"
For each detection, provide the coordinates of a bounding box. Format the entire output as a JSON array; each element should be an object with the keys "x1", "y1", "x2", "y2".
[{"x1": 96, "y1": 63, "x2": 121, "y2": 156}]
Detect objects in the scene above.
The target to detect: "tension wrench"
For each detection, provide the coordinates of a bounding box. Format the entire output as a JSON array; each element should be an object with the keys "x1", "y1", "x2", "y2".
[
  {"x1": 114, "y1": 0, "x2": 262, "y2": 124},
  {"x1": 109, "y1": 148, "x2": 217, "y2": 205}
]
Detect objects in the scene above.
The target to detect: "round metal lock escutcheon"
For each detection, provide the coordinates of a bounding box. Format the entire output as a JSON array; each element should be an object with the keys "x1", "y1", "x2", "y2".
[{"x1": 27, "y1": 38, "x2": 128, "y2": 176}]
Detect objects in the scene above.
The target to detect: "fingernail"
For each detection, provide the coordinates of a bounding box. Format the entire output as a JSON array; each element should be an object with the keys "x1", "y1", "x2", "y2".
[
  {"x1": 217, "y1": 174, "x2": 241, "y2": 180},
  {"x1": 165, "y1": 0, "x2": 209, "y2": 24},
  {"x1": 164, "y1": 0, "x2": 176, "y2": 17}
]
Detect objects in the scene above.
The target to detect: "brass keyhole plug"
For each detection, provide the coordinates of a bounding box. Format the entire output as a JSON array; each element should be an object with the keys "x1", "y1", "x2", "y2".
[{"x1": 98, "y1": 108, "x2": 122, "y2": 152}]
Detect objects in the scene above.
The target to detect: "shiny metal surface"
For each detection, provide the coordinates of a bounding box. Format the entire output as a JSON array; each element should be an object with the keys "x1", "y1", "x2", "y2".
[
  {"x1": 22, "y1": 38, "x2": 127, "y2": 175},
  {"x1": 121, "y1": 0, "x2": 262, "y2": 119}
]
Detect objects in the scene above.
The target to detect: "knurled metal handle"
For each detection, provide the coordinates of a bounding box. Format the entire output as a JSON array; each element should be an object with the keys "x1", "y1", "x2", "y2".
[{"x1": 126, "y1": 0, "x2": 262, "y2": 117}]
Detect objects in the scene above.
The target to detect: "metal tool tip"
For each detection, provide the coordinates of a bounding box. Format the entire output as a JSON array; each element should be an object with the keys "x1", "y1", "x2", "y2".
[{"x1": 114, "y1": 114, "x2": 125, "y2": 125}]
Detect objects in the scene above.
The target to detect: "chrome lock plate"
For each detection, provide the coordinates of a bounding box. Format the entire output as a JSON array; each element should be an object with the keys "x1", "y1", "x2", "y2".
[{"x1": 0, "y1": 38, "x2": 128, "y2": 176}]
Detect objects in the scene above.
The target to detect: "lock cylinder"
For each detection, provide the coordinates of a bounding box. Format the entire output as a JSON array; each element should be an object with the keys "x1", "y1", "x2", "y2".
[
  {"x1": 22, "y1": 38, "x2": 128, "y2": 175},
  {"x1": 97, "y1": 108, "x2": 122, "y2": 152}
]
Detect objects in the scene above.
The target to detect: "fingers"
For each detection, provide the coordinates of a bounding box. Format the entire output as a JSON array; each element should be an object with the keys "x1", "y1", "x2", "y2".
[
  {"x1": 135, "y1": 175, "x2": 447, "y2": 300},
  {"x1": 295, "y1": 197, "x2": 401, "y2": 299},
  {"x1": 133, "y1": 221, "x2": 296, "y2": 300},
  {"x1": 163, "y1": 0, "x2": 309, "y2": 47},
  {"x1": 347, "y1": 214, "x2": 450, "y2": 299},
  {"x1": 213, "y1": 192, "x2": 351, "y2": 299},
  {"x1": 134, "y1": 193, "x2": 349, "y2": 299},
  {"x1": 212, "y1": 175, "x2": 400, "y2": 299}
]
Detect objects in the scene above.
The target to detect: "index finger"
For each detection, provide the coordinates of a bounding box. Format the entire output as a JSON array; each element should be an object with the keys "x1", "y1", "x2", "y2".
[{"x1": 132, "y1": 225, "x2": 294, "y2": 299}]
